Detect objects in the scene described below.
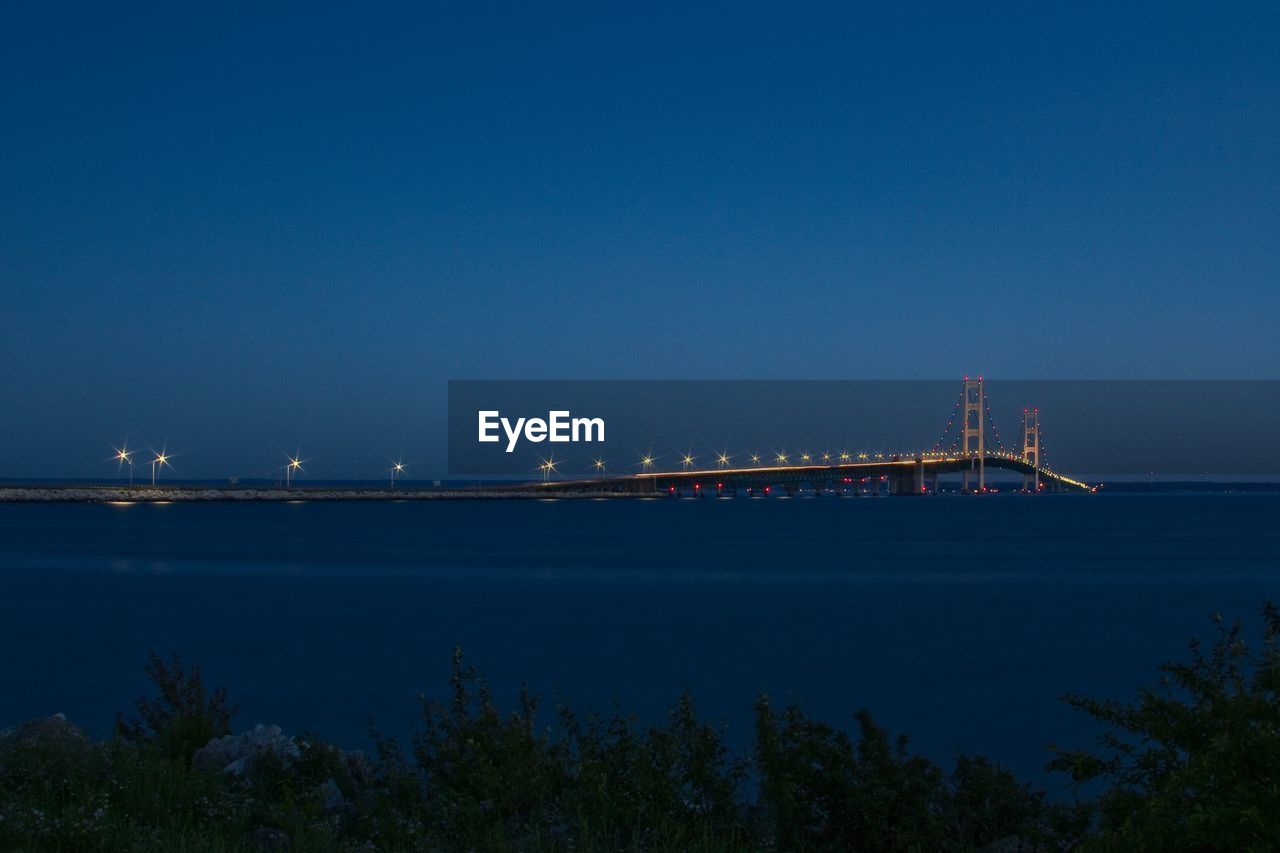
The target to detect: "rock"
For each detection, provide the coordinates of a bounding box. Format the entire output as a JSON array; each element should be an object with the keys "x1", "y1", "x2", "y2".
[
  {"x1": 318, "y1": 777, "x2": 345, "y2": 812},
  {"x1": 194, "y1": 723, "x2": 300, "y2": 774},
  {"x1": 244, "y1": 826, "x2": 291, "y2": 848},
  {"x1": 0, "y1": 713, "x2": 89, "y2": 753}
]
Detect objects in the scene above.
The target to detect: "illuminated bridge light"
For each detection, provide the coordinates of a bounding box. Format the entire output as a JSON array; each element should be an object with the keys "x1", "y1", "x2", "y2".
[{"x1": 536, "y1": 378, "x2": 1094, "y2": 494}]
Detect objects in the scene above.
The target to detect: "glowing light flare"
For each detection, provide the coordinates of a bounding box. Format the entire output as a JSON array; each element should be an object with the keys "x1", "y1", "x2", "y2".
[
  {"x1": 148, "y1": 447, "x2": 174, "y2": 487},
  {"x1": 111, "y1": 442, "x2": 139, "y2": 486},
  {"x1": 281, "y1": 451, "x2": 306, "y2": 488},
  {"x1": 538, "y1": 455, "x2": 562, "y2": 481}
]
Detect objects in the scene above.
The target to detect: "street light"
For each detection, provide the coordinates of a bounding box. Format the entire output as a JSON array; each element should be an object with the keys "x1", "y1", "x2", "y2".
[
  {"x1": 111, "y1": 443, "x2": 135, "y2": 486},
  {"x1": 538, "y1": 455, "x2": 560, "y2": 482},
  {"x1": 285, "y1": 453, "x2": 304, "y2": 488},
  {"x1": 150, "y1": 449, "x2": 171, "y2": 486},
  {"x1": 390, "y1": 460, "x2": 406, "y2": 488},
  {"x1": 716, "y1": 450, "x2": 731, "y2": 468},
  {"x1": 593, "y1": 458, "x2": 606, "y2": 478},
  {"x1": 640, "y1": 454, "x2": 655, "y2": 473},
  {"x1": 680, "y1": 451, "x2": 696, "y2": 471}
]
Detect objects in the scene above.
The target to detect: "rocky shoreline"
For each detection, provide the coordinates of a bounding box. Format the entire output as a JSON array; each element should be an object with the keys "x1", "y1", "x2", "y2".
[
  {"x1": 0, "y1": 713, "x2": 368, "y2": 850},
  {"x1": 0, "y1": 486, "x2": 651, "y2": 502}
]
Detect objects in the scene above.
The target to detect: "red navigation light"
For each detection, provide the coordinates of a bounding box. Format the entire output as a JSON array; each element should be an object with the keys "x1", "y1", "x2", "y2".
[
  {"x1": 717, "y1": 482, "x2": 723, "y2": 488},
  {"x1": 694, "y1": 483, "x2": 701, "y2": 489},
  {"x1": 764, "y1": 486, "x2": 772, "y2": 493}
]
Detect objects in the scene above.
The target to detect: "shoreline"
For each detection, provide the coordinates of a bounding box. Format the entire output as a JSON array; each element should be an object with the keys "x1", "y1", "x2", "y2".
[
  {"x1": 0, "y1": 486, "x2": 654, "y2": 503},
  {"x1": 2, "y1": 483, "x2": 1276, "y2": 502}
]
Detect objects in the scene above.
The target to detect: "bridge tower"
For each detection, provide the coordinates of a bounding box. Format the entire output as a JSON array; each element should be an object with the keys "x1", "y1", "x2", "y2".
[
  {"x1": 1022, "y1": 408, "x2": 1040, "y2": 491},
  {"x1": 961, "y1": 376, "x2": 984, "y2": 491}
]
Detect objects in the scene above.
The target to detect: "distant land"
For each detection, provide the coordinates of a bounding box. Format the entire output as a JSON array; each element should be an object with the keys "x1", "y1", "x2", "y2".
[
  {"x1": 1, "y1": 479, "x2": 1278, "y2": 502},
  {"x1": 0, "y1": 485, "x2": 638, "y2": 502}
]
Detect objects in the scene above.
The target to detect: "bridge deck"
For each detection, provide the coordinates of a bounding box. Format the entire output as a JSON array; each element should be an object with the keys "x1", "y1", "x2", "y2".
[{"x1": 527, "y1": 453, "x2": 1093, "y2": 494}]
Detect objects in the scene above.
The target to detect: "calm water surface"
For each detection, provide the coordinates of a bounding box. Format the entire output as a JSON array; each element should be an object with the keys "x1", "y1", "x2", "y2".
[{"x1": 1, "y1": 494, "x2": 1277, "y2": 790}]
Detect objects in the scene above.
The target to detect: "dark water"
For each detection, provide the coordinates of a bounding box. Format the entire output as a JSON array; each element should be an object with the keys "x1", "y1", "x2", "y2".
[{"x1": 1, "y1": 494, "x2": 1277, "y2": 792}]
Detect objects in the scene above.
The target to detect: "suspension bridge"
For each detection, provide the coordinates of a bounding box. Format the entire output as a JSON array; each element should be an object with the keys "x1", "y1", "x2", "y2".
[{"x1": 531, "y1": 377, "x2": 1095, "y2": 496}]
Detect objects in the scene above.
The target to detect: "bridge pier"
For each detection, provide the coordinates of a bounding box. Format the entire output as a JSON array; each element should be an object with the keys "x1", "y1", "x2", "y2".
[
  {"x1": 622, "y1": 479, "x2": 658, "y2": 495},
  {"x1": 962, "y1": 456, "x2": 985, "y2": 493},
  {"x1": 888, "y1": 460, "x2": 926, "y2": 495}
]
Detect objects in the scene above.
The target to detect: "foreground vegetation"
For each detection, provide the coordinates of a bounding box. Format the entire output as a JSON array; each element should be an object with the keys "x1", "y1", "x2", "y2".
[{"x1": 4, "y1": 606, "x2": 1280, "y2": 852}]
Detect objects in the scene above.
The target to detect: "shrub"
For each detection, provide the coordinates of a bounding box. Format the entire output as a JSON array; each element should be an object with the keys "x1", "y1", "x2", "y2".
[
  {"x1": 115, "y1": 652, "x2": 239, "y2": 765},
  {"x1": 1050, "y1": 602, "x2": 1280, "y2": 852},
  {"x1": 754, "y1": 697, "x2": 947, "y2": 850}
]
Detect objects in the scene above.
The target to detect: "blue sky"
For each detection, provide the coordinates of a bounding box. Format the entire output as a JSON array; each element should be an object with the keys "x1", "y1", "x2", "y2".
[{"x1": 2, "y1": 2, "x2": 1277, "y2": 478}]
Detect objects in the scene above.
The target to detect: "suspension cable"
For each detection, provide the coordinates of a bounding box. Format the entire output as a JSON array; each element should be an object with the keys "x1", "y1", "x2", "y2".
[
  {"x1": 982, "y1": 390, "x2": 1005, "y2": 451},
  {"x1": 932, "y1": 389, "x2": 964, "y2": 453}
]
